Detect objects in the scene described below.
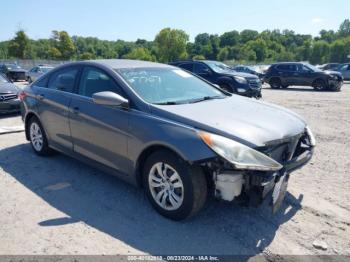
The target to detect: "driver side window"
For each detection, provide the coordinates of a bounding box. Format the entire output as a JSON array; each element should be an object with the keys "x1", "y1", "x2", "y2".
[{"x1": 79, "y1": 67, "x2": 123, "y2": 98}]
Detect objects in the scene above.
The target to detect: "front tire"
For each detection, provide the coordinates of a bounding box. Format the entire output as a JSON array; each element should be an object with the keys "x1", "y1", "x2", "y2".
[
  {"x1": 143, "y1": 150, "x2": 207, "y2": 220},
  {"x1": 313, "y1": 79, "x2": 326, "y2": 91},
  {"x1": 28, "y1": 117, "x2": 53, "y2": 156},
  {"x1": 269, "y1": 78, "x2": 281, "y2": 89}
]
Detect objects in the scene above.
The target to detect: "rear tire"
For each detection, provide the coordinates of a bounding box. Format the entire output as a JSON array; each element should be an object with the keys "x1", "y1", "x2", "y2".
[
  {"x1": 28, "y1": 117, "x2": 53, "y2": 156},
  {"x1": 313, "y1": 79, "x2": 326, "y2": 91},
  {"x1": 269, "y1": 78, "x2": 281, "y2": 89},
  {"x1": 143, "y1": 150, "x2": 207, "y2": 220}
]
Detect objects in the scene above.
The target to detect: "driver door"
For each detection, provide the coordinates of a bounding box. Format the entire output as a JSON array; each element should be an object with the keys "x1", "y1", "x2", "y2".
[
  {"x1": 69, "y1": 66, "x2": 130, "y2": 174},
  {"x1": 193, "y1": 62, "x2": 214, "y2": 82}
]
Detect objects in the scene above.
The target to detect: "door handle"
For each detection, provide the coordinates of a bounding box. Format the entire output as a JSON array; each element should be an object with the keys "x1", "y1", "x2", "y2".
[
  {"x1": 72, "y1": 106, "x2": 80, "y2": 114},
  {"x1": 37, "y1": 94, "x2": 45, "y2": 100}
]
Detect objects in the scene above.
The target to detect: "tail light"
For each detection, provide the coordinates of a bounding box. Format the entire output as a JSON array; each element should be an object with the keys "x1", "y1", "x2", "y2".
[{"x1": 18, "y1": 91, "x2": 27, "y2": 101}]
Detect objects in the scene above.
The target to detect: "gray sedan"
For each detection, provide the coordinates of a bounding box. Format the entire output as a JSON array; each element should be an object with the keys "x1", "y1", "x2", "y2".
[
  {"x1": 20, "y1": 59, "x2": 315, "y2": 220},
  {"x1": 27, "y1": 65, "x2": 54, "y2": 83}
]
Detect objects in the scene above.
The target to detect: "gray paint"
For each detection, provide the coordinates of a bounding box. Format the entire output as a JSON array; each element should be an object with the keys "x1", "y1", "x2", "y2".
[{"x1": 22, "y1": 59, "x2": 308, "y2": 186}]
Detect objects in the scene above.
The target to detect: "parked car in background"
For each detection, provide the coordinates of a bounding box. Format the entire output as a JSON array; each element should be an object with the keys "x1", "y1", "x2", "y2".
[
  {"x1": 0, "y1": 63, "x2": 27, "y2": 82},
  {"x1": 335, "y1": 63, "x2": 350, "y2": 80},
  {"x1": 0, "y1": 73, "x2": 21, "y2": 114},
  {"x1": 170, "y1": 60, "x2": 262, "y2": 98},
  {"x1": 264, "y1": 62, "x2": 343, "y2": 91},
  {"x1": 20, "y1": 59, "x2": 315, "y2": 220},
  {"x1": 27, "y1": 65, "x2": 54, "y2": 83},
  {"x1": 317, "y1": 63, "x2": 341, "y2": 71},
  {"x1": 231, "y1": 65, "x2": 265, "y2": 82}
]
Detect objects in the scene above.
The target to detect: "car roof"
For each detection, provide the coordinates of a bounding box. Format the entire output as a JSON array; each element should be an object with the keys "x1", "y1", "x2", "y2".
[{"x1": 88, "y1": 59, "x2": 174, "y2": 69}]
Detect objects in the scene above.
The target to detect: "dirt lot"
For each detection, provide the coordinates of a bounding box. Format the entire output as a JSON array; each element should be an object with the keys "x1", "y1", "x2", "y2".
[{"x1": 0, "y1": 82, "x2": 350, "y2": 258}]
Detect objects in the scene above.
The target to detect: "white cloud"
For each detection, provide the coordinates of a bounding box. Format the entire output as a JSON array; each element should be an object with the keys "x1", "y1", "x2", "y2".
[{"x1": 311, "y1": 17, "x2": 325, "y2": 24}]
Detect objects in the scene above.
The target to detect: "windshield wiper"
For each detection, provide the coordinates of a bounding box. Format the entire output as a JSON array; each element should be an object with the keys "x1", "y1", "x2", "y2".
[
  {"x1": 188, "y1": 95, "x2": 225, "y2": 104},
  {"x1": 154, "y1": 101, "x2": 180, "y2": 105}
]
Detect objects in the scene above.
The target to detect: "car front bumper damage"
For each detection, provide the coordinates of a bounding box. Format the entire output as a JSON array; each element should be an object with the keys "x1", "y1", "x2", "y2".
[{"x1": 202, "y1": 130, "x2": 314, "y2": 213}]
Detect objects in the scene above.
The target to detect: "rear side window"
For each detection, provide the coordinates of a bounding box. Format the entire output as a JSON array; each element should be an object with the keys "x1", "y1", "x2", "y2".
[
  {"x1": 48, "y1": 67, "x2": 79, "y2": 93},
  {"x1": 78, "y1": 67, "x2": 123, "y2": 98}
]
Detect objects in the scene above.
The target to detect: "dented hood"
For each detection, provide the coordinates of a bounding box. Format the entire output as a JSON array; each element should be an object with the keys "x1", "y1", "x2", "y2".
[{"x1": 152, "y1": 95, "x2": 306, "y2": 147}]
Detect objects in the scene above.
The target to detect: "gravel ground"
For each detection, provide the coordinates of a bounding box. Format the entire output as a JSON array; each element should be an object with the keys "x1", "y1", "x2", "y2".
[{"x1": 0, "y1": 82, "x2": 350, "y2": 258}]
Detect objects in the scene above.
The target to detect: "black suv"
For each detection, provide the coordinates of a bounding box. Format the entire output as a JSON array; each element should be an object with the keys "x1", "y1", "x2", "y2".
[
  {"x1": 0, "y1": 63, "x2": 27, "y2": 82},
  {"x1": 264, "y1": 62, "x2": 343, "y2": 91},
  {"x1": 170, "y1": 60, "x2": 262, "y2": 98}
]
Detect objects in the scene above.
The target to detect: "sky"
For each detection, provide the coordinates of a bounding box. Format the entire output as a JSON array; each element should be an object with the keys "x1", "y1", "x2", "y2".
[{"x1": 0, "y1": 0, "x2": 349, "y2": 42}]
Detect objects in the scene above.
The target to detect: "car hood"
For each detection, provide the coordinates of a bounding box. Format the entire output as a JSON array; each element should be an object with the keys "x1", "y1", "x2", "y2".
[
  {"x1": 324, "y1": 70, "x2": 342, "y2": 76},
  {"x1": 221, "y1": 70, "x2": 259, "y2": 79},
  {"x1": 151, "y1": 95, "x2": 306, "y2": 147},
  {"x1": 0, "y1": 83, "x2": 19, "y2": 94},
  {"x1": 8, "y1": 68, "x2": 27, "y2": 73}
]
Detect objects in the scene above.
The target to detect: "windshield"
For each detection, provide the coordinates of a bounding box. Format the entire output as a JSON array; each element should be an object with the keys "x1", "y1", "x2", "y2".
[
  {"x1": 204, "y1": 61, "x2": 232, "y2": 74},
  {"x1": 116, "y1": 67, "x2": 226, "y2": 105},
  {"x1": 305, "y1": 63, "x2": 322, "y2": 72},
  {"x1": 40, "y1": 67, "x2": 53, "y2": 73}
]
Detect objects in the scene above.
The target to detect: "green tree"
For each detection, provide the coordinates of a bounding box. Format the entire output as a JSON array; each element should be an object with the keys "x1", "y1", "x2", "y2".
[
  {"x1": 154, "y1": 28, "x2": 189, "y2": 62},
  {"x1": 338, "y1": 19, "x2": 350, "y2": 38},
  {"x1": 217, "y1": 47, "x2": 229, "y2": 61},
  {"x1": 329, "y1": 37, "x2": 350, "y2": 62},
  {"x1": 219, "y1": 30, "x2": 240, "y2": 47},
  {"x1": 122, "y1": 47, "x2": 155, "y2": 61},
  {"x1": 310, "y1": 40, "x2": 330, "y2": 64},
  {"x1": 8, "y1": 30, "x2": 31, "y2": 59},
  {"x1": 240, "y1": 30, "x2": 259, "y2": 43}
]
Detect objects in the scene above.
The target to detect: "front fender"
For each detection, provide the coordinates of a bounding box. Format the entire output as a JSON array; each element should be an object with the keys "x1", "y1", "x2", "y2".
[{"x1": 127, "y1": 110, "x2": 217, "y2": 172}]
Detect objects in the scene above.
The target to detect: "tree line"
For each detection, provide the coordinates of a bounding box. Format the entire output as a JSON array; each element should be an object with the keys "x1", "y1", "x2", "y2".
[{"x1": 0, "y1": 19, "x2": 350, "y2": 64}]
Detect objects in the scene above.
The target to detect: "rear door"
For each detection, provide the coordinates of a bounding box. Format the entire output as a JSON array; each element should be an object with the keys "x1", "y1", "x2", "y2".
[
  {"x1": 69, "y1": 66, "x2": 129, "y2": 173},
  {"x1": 277, "y1": 64, "x2": 299, "y2": 85},
  {"x1": 35, "y1": 66, "x2": 80, "y2": 151},
  {"x1": 298, "y1": 64, "x2": 314, "y2": 85}
]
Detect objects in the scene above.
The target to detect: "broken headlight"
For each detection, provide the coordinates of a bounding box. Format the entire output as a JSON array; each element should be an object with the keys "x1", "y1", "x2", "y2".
[{"x1": 198, "y1": 131, "x2": 283, "y2": 171}]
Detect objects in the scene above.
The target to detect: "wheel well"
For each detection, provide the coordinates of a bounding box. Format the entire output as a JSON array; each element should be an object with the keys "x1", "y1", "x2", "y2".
[
  {"x1": 312, "y1": 78, "x2": 326, "y2": 86},
  {"x1": 24, "y1": 113, "x2": 37, "y2": 140},
  {"x1": 269, "y1": 77, "x2": 281, "y2": 83},
  {"x1": 135, "y1": 145, "x2": 184, "y2": 187}
]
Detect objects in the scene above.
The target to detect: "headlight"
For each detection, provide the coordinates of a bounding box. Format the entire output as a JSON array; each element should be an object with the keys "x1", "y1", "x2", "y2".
[
  {"x1": 234, "y1": 76, "x2": 247, "y2": 84},
  {"x1": 305, "y1": 126, "x2": 316, "y2": 146},
  {"x1": 198, "y1": 131, "x2": 283, "y2": 171}
]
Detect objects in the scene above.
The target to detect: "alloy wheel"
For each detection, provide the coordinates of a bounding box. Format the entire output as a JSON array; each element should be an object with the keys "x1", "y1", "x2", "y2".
[
  {"x1": 148, "y1": 162, "x2": 184, "y2": 211},
  {"x1": 30, "y1": 122, "x2": 44, "y2": 151}
]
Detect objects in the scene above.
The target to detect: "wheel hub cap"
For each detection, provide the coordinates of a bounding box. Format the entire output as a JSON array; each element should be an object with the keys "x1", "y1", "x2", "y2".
[
  {"x1": 148, "y1": 162, "x2": 184, "y2": 211},
  {"x1": 30, "y1": 122, "x2": 43, "y2": 151}
]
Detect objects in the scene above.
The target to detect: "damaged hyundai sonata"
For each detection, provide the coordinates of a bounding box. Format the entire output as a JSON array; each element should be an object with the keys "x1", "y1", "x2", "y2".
[{"x1": 21, "y1": 59, "x2": 315, "y2": 220}]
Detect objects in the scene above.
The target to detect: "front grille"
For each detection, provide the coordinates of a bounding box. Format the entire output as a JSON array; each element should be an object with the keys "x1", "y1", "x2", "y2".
[
  {"x1": 262, "y1": 133, "x2": 303, "y2": 164},
  {"x1": 248, "y1": 79, "x2": 261, "y2": 89},
  {"x1": 0, "y1": 93, "x2": 18, "y2": 102}
]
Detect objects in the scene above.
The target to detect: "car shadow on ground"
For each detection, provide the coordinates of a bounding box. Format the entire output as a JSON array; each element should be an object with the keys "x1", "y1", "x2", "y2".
[{"x1": 0, "y1": 143, "x2": 303, "y2": 255}]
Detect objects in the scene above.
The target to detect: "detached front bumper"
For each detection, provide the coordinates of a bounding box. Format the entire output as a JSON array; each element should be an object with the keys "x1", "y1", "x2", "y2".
[{"x1": 211, "y1": 130, "x2": 314, "y2": 213}]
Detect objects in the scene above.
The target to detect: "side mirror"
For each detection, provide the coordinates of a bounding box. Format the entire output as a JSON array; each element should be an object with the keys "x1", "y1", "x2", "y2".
[{"x1": 92, "y1": 91, "x2": 129, "y2": 108}]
